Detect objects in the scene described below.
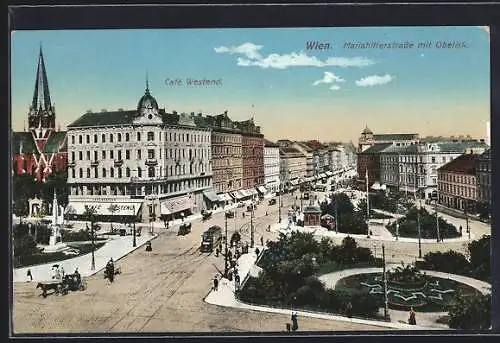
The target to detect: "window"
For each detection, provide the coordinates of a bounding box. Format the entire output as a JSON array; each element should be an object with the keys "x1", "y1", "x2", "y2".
[
  {"x1": 102, "y1": 168, "x2": 106, "y2": 178},
  {"x1": 94, "y1": 151, "x2": 98, "y2": 161},
  {"x1": 102, "y1": 150, "x2": 106, "y2": 159},
  {"x1": 125, "y1": 133, "x2": 130, "y2": 141},
  {"x1": 118, "y1": 150, "x2": 122, "y2": 160},
  {"x1": 126, "y1": 150, "x2": 130, "y2": 159},
  {"x1": 79, "y1": 151, "x2": 83, "y2": 160},
  {"x1": 118, "y1": 168, "x2": 122, "y2": 178},
  {"x1": 137, "y1": 132, "x2": 141, "y2": 141},
  {"x1": 86, "y1": 168, "x2": 90, "y2": 178},
  {"x1": 148, "y1": 167, "x2": 155, "y2": 177},
  {"x1": 137, "y1": 168, "x2": 142, "y2": 177},
  {"x1": 102, "y1": 134, "x2": 106, "y2": 143},
  {"x1": 94, "y1": 168, "x2": 98, "y2": 178},
  {"x1": 148, "y1": 149, "x2": 155, "y2": 159},
  {"x1": 110, "y1": 150, "x2": 114, "y2": 159},
  {"x1": 86, "y1": 135, "x2": 90, "y2": 144},
  {"x1": 79, "y1": 135, "x2": 83, "y2": 144},
  {"x1": 110, "y1": 168, "x2": 115, "y2": 177},
  {"x1": 147, "y1": 132, "x2": 154, "y2": 141},
  {"x1": 137, "y1": 149, "x2": 142, "y2": 159},
  {"x1": 431, "y1": 156, "x2": 436, "y2": 163},
  {"x1": 94, "y1": 134, "x2": 98, "y2": 143},
  {"x1": 126, "y1": 167, "x2": 130, "y2": 177},
  {"x1": 71, "y1": 151, "x2": 75, "y2": 161},
  {"x1": 86, "y1": 151, "x2": 91, "y2": 160},
  {"x1": 71, "y1": 168, "x2": 75, "y2": 178},
  {"x1": 71, "y1": 135, "x2": 75, "y2": 144},
  {"x1": 110, "y1": 134, "x2": 114, "y2": 143},
  {"x1": 79, "y1": 168, "x2": 83, "y2": 178},
  {"x1": 118, "y1": 133, "x2": 122, "y2": 142}
]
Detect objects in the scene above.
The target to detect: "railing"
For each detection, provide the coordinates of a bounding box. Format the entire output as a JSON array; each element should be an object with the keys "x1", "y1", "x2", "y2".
[
  {"x1": 68, "y1": 161, "x2": 76, "y2": 167},
  {"x1": 114, "y1": 159, "x2": 124, "y2": 166},
  {"x1": 145, "y1": 158, "x2": 158, "y2": 166},
  {"x1": 90, "y1": 160, "x2": 99, "y2": 167}
]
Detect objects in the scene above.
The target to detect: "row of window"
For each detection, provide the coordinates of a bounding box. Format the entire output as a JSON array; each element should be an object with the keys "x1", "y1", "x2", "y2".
[
  {"x1": 212, "y1": 135, "x2": 241, "y2": 144},
  {"x1": 70, "y1": 163, "x2": 208, "y2": 179},
  {"x1": 438, "y1": 183, "x2": 477, "y2": 198},
  {"x1": 71, "y1": 148, "x2": 210, "y2": 162},
  {"x1": 439, "y1": 173, "x2": 476, "y2": 185},
  {"x1": 71, "y1": 178, "x2": 211, "y2": 196},
  {"x1": 212, "y1": 146, "x2": 242, "y2": 155},
  {"x1": 380, "y1": 155, "x2": 453, "y2": 164},
  {"x1": 70, "y1": 131, "x2": 210, "y2": 145}
]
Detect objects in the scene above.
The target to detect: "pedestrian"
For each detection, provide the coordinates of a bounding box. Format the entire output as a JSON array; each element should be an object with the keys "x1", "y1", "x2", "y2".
[
  {"x1": 260, "y1": 236, "x2": 264, "y2": 246},
  {"x1": 408, "y1": 307, "x2": 416, "y2": 325},
  {"x1": 255, "y1": 247, "x2": 260, "y2": 256},
  {"x1": 213, "y1": 276, "x2": 219, "y2": 291},
  {"x1": 291, "y1": 311, "x2": 298, "y2": 331},
  {"x1": 235, "y1": 273, "x2": 240, "y2": 289},
  {"x1": 346, "y1": 301, "x2": 353, "y2": 318},
  {"x1": 459, "y1": 226, "x2": 463, "y2": 236},
  {"x1": 60, "y1": 266, "x2": 65, "y2": 278},
  {"x1": 215, "y1": 247, "x2": 220, "y2": 257},
  {"x1": 26, "y1": 269, "x2": 33, "y2": 282}
]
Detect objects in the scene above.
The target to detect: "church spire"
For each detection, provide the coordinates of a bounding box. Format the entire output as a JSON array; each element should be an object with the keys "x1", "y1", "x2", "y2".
[
  {"x1": 31, "y1": 44, "x2": 52, "y2": 112},
  {"x1": 29, "y1": 44, "x2": 55, "y2": 130}
]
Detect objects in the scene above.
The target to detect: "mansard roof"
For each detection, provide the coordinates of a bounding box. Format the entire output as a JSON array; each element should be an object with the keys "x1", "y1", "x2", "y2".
[
  {"x1": 437, "y1": 154, "x2": 479, "y2": 175},
  {"x1": 264, "y1": 139, "x2": 279, "y2": 147},
  {"x1": 373, "y1": 133, "x2": 418, "y2": 141},
  {"x1": 359, "y1": 143, "x2": 392, "y2": 155}
]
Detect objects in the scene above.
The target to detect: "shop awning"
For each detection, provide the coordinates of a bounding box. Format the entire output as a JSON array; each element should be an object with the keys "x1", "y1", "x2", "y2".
[
  {"x1": 290, "y1": 179, "x2": 299, "y2": 186},
  {"x1": 230, "y1": 191, "x2": 245, "y2": 200},
  {"x1": 257, "y1": 186, "x2": 267, "y2": 194},
  {"x1": 319, "y1": 173, "x2": 327, "y2": 178},
  {"x1": 203, "y1": 190, "x2": 222, "y2": 202},
  {"x1": 65, "y1": 201, "x2": 142, "y2": 216},
  {"x1": 249, "y1": 188, "x2": 259, "y2": 196},
  {"x1": 161, "y1": 196, "x2": 193, "y2": 215},
  {"x1": 218, "y1": 193, "x2": 232, "y2": 202}
]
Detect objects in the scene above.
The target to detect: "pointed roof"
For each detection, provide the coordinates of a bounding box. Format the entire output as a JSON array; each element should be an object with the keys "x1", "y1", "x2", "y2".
[
  {"x1": 31, "y1": 44, "x2": 52, "y2": 112},
  {"x1": 362, "y1": 125, "x2": 373, "y2": 135}
]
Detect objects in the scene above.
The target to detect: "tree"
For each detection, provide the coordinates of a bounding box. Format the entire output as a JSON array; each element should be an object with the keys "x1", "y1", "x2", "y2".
[
  {"x1": 39, "y1": 170, "x2": 69, "y2": 210},
  {"x1": 421, "y1": 250, "x2": 470, "y2": 275},
  {"x1": 467, "y1": 235, "x2": 490, "y2": 282},
  {"x1": 448, "y1": 293, "x2": 491, "y2": 330},
  {"x1": 14, "y1": 235, "x2": 38, "y2": 257}
]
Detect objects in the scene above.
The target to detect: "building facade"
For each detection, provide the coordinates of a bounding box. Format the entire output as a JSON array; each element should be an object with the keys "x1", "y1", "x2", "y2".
[
  {"x1": 264, "y1": 139, "x2": 280, "y2": 194},
  {"x1": 358, "y1": 126, "x2": 419, "y2": 152},
  {"x1": 476, "y1": 149, "x2": 491, "y2": 215},
  {"x1": 292, "y1": 141, "x2": 314, "y2": 177},
  {"x1": 437, "y1": 154, "x2": 479, "y2": 211},
  {"x1": 202, "y1": 112, "x2": 243, "y2": 199},
  {"x1": 237, "y1": 119, "x2": 265, "y2": 192},
  {"x1": 66, "y1": 83, "x2": 213, "y2": 222},
  {"x1": 357, "y1": 143, "x2": 392, "y2": 186},
  {"x1": 279, "y1": 147, "x2": 307, "y2": 189},
  {"x1": 12, "y1": 47, "x2": 68, "y2": 182}
]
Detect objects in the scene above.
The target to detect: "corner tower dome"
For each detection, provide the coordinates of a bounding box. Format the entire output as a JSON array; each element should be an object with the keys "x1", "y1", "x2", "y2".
[{"x1": 137, "y1": 75, "x2": 159, "y2": 112}]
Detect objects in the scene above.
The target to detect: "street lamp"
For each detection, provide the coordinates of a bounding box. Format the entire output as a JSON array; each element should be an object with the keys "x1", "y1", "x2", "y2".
[
  {"x1": 463, "y1": 198, "x2": 471, "y2": 240},
  {"x1": 414, "y1": 158, "x2": 422, "y2": 258},
  {"x1": 224, "y1": 210, "x2": 229, "y2": 278},
  {"x1": 382, "y1": 243, "x2": 389, "y2": 320},
  {"x1": 132, "y1": 204, "x2": 137, "y2": 247}
]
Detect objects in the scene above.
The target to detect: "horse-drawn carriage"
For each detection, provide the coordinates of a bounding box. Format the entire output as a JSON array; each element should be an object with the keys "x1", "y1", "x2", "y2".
[
  {"x1": 225, "y1": 210, "x2": 235, "y2": 219},
  {"x1": 201, "y1": 210, "x2": 213, "y2": 221},
  {"x1": 37, "y1": 273, "x2": 87, "y2": 298},
  {"x1": 178, "y1": 222, "x2": 192, "y2": 236}
]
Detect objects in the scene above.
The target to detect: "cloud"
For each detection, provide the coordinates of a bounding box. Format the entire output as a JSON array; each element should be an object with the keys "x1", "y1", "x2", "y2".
[
  {"x1": 355, "y1": 74, "x2": 394, "y2": 87},
  {"x1": 313, "y1": 72, "x2": 345, "y2": 86},
  {"x1": 329, "y1": 85, "x2": 341, "y2": 90},
  {"x1": 215, "y1": 42, "x2": 376, "y2": 69}
]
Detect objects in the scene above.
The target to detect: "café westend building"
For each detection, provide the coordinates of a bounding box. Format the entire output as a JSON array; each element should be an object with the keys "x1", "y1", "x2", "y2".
[{"x1": 65, "y1": 81, "x2": 213, "y2": 223}]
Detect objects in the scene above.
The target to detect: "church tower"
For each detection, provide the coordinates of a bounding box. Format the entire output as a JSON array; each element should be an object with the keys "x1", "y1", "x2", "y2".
[{"x1": 28, "y1": 45, "x2": 56, "y2": 151}]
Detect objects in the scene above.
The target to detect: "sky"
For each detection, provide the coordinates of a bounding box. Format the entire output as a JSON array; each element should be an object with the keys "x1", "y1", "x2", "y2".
[{"x1": 11, "y1": 26, "x2": 490, "y2": 143}]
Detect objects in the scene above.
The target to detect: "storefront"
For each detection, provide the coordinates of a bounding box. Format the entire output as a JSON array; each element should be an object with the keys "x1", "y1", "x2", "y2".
[
  {"x1": 65, "y1": 198, "x2": 143, "y2": 222},
  {"x1": 230, "y1": 190, "x2": 245, "y2": 202},
  {"x1": 217, "y1": 192, "x2": 234, "y2": 206},
  {"x1": 203, "y1": 190, "x2": 223, "y2": 210},
  {"x1": 160, "y1": 195, "x2": 194, "y2": 221},
  {"x1": 256, "y1": 185, "x2": 268, "y2": 197}
]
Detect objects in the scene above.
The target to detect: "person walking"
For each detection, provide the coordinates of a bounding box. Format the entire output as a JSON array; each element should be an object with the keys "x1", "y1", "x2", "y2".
[
  {"x1": 215, "y1": 247, "x2": 220, "y2": 257},
  {"x1": 26, "y1": 269, "x2": 33, "y2": 282},
  {"x1": 291, "y1": 311, "x2": 298, "y2": 332},
  {"x1": 60, "y1": 266, "x2": 65, "y2": 278},
  {"x1": 260, "y1": 236, "x2": 264, "y2": 246},
  {"x1": 408, "y1": 307, "x2": 417, "y2": 325},
  {"x1": 213, "y1": 276, "x2": 219, "y2": 291}
]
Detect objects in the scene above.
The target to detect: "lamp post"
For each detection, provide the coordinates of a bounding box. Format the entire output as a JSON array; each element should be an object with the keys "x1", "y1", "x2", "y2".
[
  {"x1": 464, "y1": 198, "x2": 471, "y2": 240},
  {"x1": 250, "y1": 201, "x2": 255, "y2": 248},
  {"x1": 91, "y1": 221, "x2": 96, "y2": 271},
  {"x1": 435, "y1": 188, "x2": 441, "y2": 242},
  {"x1": 132, "y1": 204, "x2": 137, "y2": 247},
  {"x1": 224, "y1": 210, "x2": 229, "y2": 278},
  {"x1": 382, "y1": 243, "x2": 389, "y2": 320},
  {"x1": 414, "y1": 158, "x2": 422, "y2": 258}
]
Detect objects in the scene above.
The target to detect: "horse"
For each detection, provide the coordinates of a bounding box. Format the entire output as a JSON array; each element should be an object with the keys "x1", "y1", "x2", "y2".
[{"x1": 36, "y1": 281, "x2": 64, "y2": 298}]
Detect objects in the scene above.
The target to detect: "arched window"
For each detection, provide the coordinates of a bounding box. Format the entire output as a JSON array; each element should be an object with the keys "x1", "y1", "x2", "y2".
[
  {"x1": 126, "y1": 167, "x2": 130, "y2": 177},
  {"x1": 125, "y1": 133, "x2": 130, "y2": 141},
  {"x1": 118, "y1": 133, "x2": 122, "y2": 142},
  {"x1": 137, "y1": 132, "x2": 141, "y2": 141}
]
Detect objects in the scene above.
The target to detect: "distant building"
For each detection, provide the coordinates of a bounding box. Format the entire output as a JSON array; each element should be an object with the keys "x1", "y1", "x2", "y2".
[
  {"x1": 12, "y1": 46, "x2": 67, "y2": 182},
  {"x1": 437, "y1": 154, "x2": 479, "y2": 211},
  {"x1": 279, "y1": 147, "x2": 307, "y2": 190},
  {"x1": 358, "y1": 126, "x2": 419, "y2": 152},
  {"x1": 264, "y1": 139, "x2": 280, "y2": 194},
  {"x1": 291, "y1": 141, "x2": 315, "y2": 177},
  {"x1": 357, "y1": 143, "x2": 392, "y2": 186}
]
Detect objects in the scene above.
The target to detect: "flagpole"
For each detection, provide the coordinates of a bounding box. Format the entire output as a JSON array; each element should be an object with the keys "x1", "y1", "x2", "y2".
[{"x1": 366, "y1": 167, "x2": 370, "y2": 238}]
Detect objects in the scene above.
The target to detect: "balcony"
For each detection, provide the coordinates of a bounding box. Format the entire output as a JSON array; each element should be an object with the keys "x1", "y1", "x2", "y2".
[
  {"x1": 90, "y1": 160, "x2": 99, "y2": 167},
  {"x1": 114, "y1": 159, "x2": 124, "y2": 167},
  {"x1": 145, "y1": 158, "x2": 158, "y2": 166},
  {"x1": 68, "y1": 161, "x2": 76, "y2": 167}
]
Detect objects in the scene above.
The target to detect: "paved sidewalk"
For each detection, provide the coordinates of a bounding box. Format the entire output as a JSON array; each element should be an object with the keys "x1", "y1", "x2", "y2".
[
  {"x1": 13, "y1": 233, "x2": 157, "y2": 283},
  {"x1": 205, "y1": 249, "x2": 438, "y2": 330}
]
